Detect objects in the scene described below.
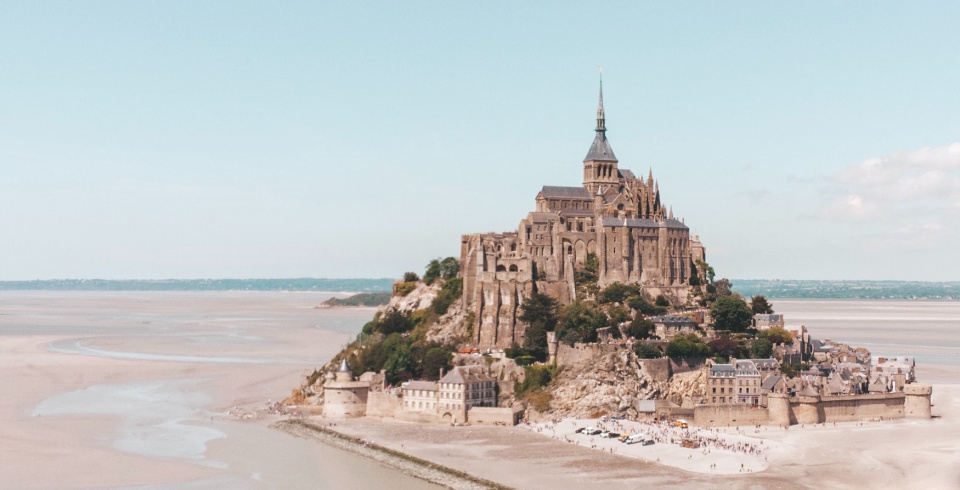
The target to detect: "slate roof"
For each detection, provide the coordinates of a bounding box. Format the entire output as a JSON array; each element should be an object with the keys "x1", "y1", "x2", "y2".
[
  {"x1": 600, "y1": 217, "x2": 688, "y2": 230},
  {"x1": 584, "y1": 131, "x2": 618, "y2": 162},
  {"x1": 761, "y1": 375, "x2": 782, "y2": 391},
  {"x1": 559, "y1": 209, "x2": 595, "y2": 218},
  {"x1": 710, "y1": 364, "x2": 735, "y2": 377},
  {"x1": 619, "y1": 169, "x2": 636, "y2": 180},
  {"x1": 750, "y1": 358, "x2": 779, "y2": 370},
  {"x1": 439, "y1": 366, "x2": 493, "y2": 385},
  {"x1": 735, "y1": 360, "x2": 760, "y2": 376},
  {"x1": 403, "y1": 380, "x2": 438, "y2": 391},
  {"x1": 540, "y1": 186, "x2": 592, "y2": 200},
  {"x1": 650, "y1": 315, "x2": 696, "y2": 326}
]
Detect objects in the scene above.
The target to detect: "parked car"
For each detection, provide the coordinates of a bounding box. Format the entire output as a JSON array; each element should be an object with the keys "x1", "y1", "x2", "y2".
[
  {"x1": 605, "y1": 432, "x2": 621, "y2": 439},
  {"x1": 641, "y1": 439, "x2": 655, "y2": 446},
  {"x1": 585, "y1": 428, "x2": 602, "y2": 435},
  {"x1": 575, "y1": 427, "x2": 586, "y2": 434},
  {"x1": 618, "y1": 434, "x2": 632, "y2": 443}
]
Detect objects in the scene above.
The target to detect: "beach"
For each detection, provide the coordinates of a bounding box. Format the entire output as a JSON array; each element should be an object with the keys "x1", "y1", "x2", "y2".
[
  {"x1": 2, "y1": 292, "x2": 959, "y2": 489},
  {"x1": 0, "y1": 291, "x2": 440, "y2": 489}
]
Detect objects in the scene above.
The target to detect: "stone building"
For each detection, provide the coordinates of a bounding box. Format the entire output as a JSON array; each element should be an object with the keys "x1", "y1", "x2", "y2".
[
  {"x1": 461, "y1": 81, "x2": 706, "y2": 350},
  {"x1": 401, "y1": 380, "x2": 438, "y2": 413},
  {"x1": 437, "y1": 365, "x2": 497, "y2": 423},
  {"x1": 322, "y1": 360, "x2": 371, "y2": 418}
]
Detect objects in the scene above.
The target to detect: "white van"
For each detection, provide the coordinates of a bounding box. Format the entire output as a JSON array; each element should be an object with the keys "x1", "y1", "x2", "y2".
[{"x1": 625, "y1": 434, "x2": 646, "y2": 445}]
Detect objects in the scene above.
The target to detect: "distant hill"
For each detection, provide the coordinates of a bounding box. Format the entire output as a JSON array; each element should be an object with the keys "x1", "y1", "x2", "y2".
[
  {"x1": 732, "y1": 279, "x2": 960, "y2": 300},
  {"x1": 0, "y1": 278, "x2": 395, "y2": 293},
  {"x1": 318, "y1": 292, "x2": 392, "y2": 308}
]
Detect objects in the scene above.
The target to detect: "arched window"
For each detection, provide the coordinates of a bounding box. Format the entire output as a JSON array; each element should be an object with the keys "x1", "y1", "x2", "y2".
[
  {"x1": 509, "y1": 264, "x2": 518, "y2": 272},
  {"x1": 496, "y1": 265, "x2": 506, "y2": 272}
]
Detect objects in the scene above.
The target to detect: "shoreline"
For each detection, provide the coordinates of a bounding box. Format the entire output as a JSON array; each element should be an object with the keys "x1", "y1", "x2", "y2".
[{"x1": 272, "y1": 419, "x2": 513, "y2": 490}]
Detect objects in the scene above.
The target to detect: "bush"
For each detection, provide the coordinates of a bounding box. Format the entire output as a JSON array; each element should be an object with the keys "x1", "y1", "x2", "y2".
[
  {"x1": 515, "y1": 364, "x2": 557, "y2": 398},
  {"x1": 527, "y1": 390, "x2": 553, "y2": 412},
  {"x1": 627, "y1": 296, "x2": 667, "y2": 316},
  {"x1": 750, "y1": 338, "x2": 773, "y2": 358},
  {"x1": 424, "y1": 257, "x2": 460, "y2": 285},
  {"x1": 625, "y1": 314, "x2": 655, "y2": 339},
  {"x1": 556, "y1": 301, "x2": 606, "y2": 345},
  {"x1": 378, "y1": 309, "x2": 413, "y2": 335},
  {"x1": 633, "y1": 342, "x2": 662, "y2": 359},
  {"x1": 395, "y1": 281, "x2": 416, "y2": 297},
  {"x1": 665, "y1": 334, "x2": 712, "y2": 358},
  {"x1": 432, "y1": 277, "x2": 462, "y2": 315},
  {"x1": 403, "y1": 272, "x2": 420, "y2": 283},
  {"x1": 598, "y1": 282, "x2": 641, "y2": 304},
  {"x1": 655, "y1": 295, "x2": 670, "y2": 307}
]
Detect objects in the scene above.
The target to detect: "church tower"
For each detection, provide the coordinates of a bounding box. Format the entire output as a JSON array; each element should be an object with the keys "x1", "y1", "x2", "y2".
[{"x1": 583, "y1": 74, "x2": 619, "y2": 195}]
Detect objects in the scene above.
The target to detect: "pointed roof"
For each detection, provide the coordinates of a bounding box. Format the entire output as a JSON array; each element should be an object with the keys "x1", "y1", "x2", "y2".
[
  {"x1": 584, "y1": 75, "x2": 618, "y2": 162},
  {"x1": 338, "y1": 359, "x2": 351, "y2": 373}
]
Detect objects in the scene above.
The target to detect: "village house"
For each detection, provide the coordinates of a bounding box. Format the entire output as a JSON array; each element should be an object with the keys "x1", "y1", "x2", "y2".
[
  {"x1": 752, "y1": 313, "x2": 784, "y2": 331},
  {"x1": 652, "y1": 315, "x2": 698, "y2": 340}
]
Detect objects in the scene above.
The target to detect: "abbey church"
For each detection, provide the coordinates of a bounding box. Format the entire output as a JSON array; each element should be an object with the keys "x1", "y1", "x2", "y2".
[{"x1": 460, "y1": 81, "x2": 706, "y2": 350}]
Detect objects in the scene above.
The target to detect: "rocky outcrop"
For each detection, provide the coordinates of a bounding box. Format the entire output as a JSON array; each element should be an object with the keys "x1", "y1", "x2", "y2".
[
  {"x1": 386, "y1": 282, "x2": 440, "y2": 314},
  {"x1": 536, "y1": 347, "x2": 707, "y2": 420}
]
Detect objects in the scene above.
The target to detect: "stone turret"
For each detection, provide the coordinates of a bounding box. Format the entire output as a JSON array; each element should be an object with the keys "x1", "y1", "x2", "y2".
[
  {"x1": 904, "y1": 383, "x2": 932, "y2": 419},
  {"x1": 767, "y1": 393, "x2": 791, "y2": 427},
  {"x1": 335, "y1": 359, "x2": 352, "y2": 382}
]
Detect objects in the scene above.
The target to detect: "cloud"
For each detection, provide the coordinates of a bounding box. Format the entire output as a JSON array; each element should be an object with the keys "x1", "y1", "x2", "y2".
[{"x1": 819, "y1": 142, "x2": 960, "y2": 225}]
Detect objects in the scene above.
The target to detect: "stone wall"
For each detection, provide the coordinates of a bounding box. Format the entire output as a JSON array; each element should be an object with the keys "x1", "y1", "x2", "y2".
[
  {"x1": 641, "y1": 357, "x2": 705, "y2": 382},
  {"x1": 365, "y1": 391, "x2": 402, "y2": 418},
  {"x1": 467, "y1": 406, "x2": 523, "y2": 426},
  {"x1": 694, "y1": 404, "x2": 770, "y2": 427},
  {"x1": 694, "y1": 389, "x2": 926, "y2": 427},
  {"x1": 555, "y1": 342, "x2": 626, "y2": 367}
]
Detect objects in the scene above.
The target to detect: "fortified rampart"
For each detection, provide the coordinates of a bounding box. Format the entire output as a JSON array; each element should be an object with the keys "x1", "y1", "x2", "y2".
[{"x1": 693, "y1": 385, "x2": 932, "y2": 427}]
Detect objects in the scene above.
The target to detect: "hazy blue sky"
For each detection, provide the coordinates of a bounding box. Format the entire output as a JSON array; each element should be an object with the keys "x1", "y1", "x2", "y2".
[{"x1": 3, "y1": 2, "x2": 960, "y2": 281}]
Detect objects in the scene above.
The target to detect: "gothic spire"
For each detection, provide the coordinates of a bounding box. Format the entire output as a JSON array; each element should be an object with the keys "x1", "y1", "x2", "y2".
[
  {"x1": 583, "y1": 67, "x2": 618, "y2": 163},
  {"x1": 596, "y1": 68, "x2": 606, "y2": 133}
]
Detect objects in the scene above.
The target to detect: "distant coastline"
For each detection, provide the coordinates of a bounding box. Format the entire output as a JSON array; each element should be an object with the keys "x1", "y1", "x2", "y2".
[
  {"x1": 0, "y1": 278, "x2": 394, "y2": 293},
  {"x1": 733, "y1": 279, "x2": 960, "y2": 300},
  {"x1": 3, "y1": 278, "x2": 958, "y2": 300}
]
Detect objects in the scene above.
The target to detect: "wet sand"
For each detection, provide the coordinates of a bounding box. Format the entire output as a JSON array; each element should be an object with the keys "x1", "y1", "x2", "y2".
[
  {"x1": 0, "y1": 291, "x2": 440, "y2": 489},
  {"x1": 3, "y1": 292, "x2": 959, "y2": 489}
]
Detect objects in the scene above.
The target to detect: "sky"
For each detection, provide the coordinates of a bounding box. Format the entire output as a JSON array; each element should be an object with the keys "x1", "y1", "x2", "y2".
[{"x1": 2, "y1": 2, "x2": 960, "y2": 281}]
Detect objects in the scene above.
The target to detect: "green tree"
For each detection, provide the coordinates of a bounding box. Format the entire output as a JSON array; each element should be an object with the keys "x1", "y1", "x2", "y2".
[
  {"x1": 424, "y1": 257, "x2": 461, "y2": 285},
  {"x1": 665, "y1": 334, "x2": 711, "y2": 358},
  {"x1": 557, "y1": 301, "x2": 606, "y2": 344},
  {"x1": 750, "y1": 295, "x2": 774, "y2": 314},
  {"x1": 419, "y1": 346, "x2": 453, "y2": 380},
  {"x1": 760, "y1": 326, "x2": 794, "y2": 345},
  {"x1": 519, "y1": 292, "x2": 559, "y2": 361},
  {"x1": 709, "y1": 336, "x2": 741, "y2": 359},
  {"x1": 696, "y1": 260, "x2": 716, "y2": 284},
  {"x1": 403, "y1": 272, "x2": 420, "y2": 283},
  {"x1": 432, "y1": 277, "x2": 462, "y2": 315},
  {"x1": 378, "y1": 309, "x2": 413, "y2": 335},
  {"x1": 627, "y1": 296, "x2": 667, "y2": 316},
  {"x1": 750, "y1": 338, "x2": 773, "y2": 358},
  {"x1": 655, "y1": 295, "x2": 670, "y2": 307},
  {"x1": 598, "y1": 282, "x2": 641, "y2": 304},
  {"x1": 710, "y1": 296, "x2": 753, "y2": 333},
  {"x1": 574, "y1": 253, "x2": 600, "y2": 288},
  {"x1": 625, "y1": 314, "x2": 655, "y2": 339}
]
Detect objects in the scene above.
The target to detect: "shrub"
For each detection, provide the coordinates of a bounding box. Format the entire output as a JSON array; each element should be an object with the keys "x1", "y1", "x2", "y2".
[
  {"x1": 515, "y1": 364, "x2": 557, "y2": 398},
  {"x1": 633, "y1": 342, "x2": 662, "y2": 359},
  {"x1": 403, "y1": 272, "x2": 420, "y2": 283},
  {"x1": 625, "y1": 314, "x2": 655, "y2": 339},
  {"x1": 395, "y1": 281, "x2": 416, "y2": 297},
  {"x1": 665, "y1": 334, "x2": 712, "y2": 358},
  {"x1": 432, "y1": 277, "x2": 463, "y2": 315},
  {"x1": 527, "y1": 390, "x2": 553, "y2": 412},
  {"x1": 627, "y1": 296, "x2": 667, "y2": 316},
  {"x1": 424, "y1": 257, "x2": 460, "y2": 285},
  {"x1": 378, "y1": 309, "x2": 413, "y2": 335},
  {"x1": 655, "y1": 295, "x2": 670, "y2": 307}
]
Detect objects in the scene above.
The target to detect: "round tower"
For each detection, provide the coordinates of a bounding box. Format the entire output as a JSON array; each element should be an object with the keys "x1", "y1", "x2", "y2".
[
  {"x1": 904, "y1": 383, "x2": 932, "y2": 419},
  {"x1": 335, "y1": 359, "x2": 352, "y2": 382},
  {"x1": 768, "y1": 393, "x2": 791, "y2": 427}
]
